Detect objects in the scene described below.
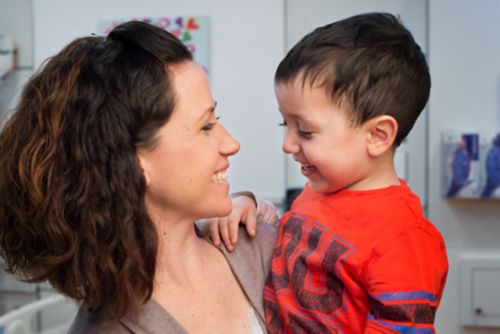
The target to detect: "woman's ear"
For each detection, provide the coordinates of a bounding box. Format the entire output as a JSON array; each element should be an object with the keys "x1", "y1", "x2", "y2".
[
  {"x1": 365, "y1": 115, "x2": 398, "y2": 157},
  {"x1": 136, "y1": 152, "x2": 152, "y2": 187}
]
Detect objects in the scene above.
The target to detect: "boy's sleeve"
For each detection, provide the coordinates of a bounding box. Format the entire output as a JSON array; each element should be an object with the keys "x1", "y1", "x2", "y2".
[{"x1": 362, "y1": 227, "x2": 448, "y2": 333}]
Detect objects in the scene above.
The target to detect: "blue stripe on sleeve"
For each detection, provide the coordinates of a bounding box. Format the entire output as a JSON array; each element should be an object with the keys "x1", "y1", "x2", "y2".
[{"x1": 371, "y1": 291, "x2": 437, "y2": 303}]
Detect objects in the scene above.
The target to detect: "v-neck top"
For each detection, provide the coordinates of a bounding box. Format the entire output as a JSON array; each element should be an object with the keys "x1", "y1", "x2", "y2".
[{"x1": 68, "y1": 224, "x2": 276, "y2": 334}]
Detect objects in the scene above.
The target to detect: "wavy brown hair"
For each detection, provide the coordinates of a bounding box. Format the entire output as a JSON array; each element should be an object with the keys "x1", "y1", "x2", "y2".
[{"x1": 0, "y1": 21, "x2": 191, "y2": 320}]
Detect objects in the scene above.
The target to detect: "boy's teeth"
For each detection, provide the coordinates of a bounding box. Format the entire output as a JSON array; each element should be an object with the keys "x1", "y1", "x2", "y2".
[
  {"x1": 301, "y1": 164, "x2": 315, "y2": 171},
  {"x1": 212, "y1": 171, "x2": 227, "y2": 183}
]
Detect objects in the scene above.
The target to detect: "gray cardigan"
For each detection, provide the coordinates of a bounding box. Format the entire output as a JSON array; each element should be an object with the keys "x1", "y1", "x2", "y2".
[{"x1": 68, "y1": 224, "x2": 276, "y2": 333}]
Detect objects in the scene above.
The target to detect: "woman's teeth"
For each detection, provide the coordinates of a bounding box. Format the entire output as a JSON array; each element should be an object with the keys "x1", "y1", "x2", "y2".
[{"x1": 212, "y1": 170, "x2": 228, "y2": 183}]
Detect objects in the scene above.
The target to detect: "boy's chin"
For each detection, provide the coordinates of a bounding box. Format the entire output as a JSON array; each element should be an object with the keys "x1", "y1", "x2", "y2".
[{"x1": 308, "y1": 181, "x2": 340, "y2": 194}]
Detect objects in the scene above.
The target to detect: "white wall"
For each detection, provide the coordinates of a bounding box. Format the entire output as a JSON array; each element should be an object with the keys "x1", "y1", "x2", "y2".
[
  {"x1": 0, "y1": 0, "x2": 33, "y2": 125},
  {"x1": 32, "y1": 0, "x2": 286, "y2": 203},
  {"x1": 0, "y1": 0, "x2": 32, "y2": 67},
  {"x1": 429, "y1": 1, "x2": 500, "y2": 333}
]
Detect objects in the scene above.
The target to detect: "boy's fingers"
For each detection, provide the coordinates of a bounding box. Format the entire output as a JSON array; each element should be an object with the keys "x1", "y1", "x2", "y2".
[
  {"x1": 219, "y1": 218, "x2": 233, "y2": 251},
  {"x1": 227, "y1": 214, "x2": 240, "y2": 244},
  {"x1": 208, "y1": 220, "x2": 221, "y2": 246},
  {"x1": 245, "y1": 210, "x2": 257, "y2": 237},
  {"x1": 256, "y1": 199, "x2": 278, "y2": 224},
  {"x1": 266, "y1": 212, "x2": 279, "y2": 225},
  {"x1": 260, "y1": 211, "x2": 271, "y2": 223}
]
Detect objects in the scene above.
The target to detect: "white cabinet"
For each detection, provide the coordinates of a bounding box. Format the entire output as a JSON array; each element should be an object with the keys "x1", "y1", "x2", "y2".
[
  {"x1": 472, "y1": 268, "x2": 500, "y2": 317},
  {"x1": 461, "y1": 256, "x2": 500, "y2": 327}
]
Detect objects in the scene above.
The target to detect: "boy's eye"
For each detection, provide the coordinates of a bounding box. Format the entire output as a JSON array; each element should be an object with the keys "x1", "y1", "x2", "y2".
[
  {"x1": 278, "y1": 120, "x2": 287, "y2": 127},
  {"x1": 202, "y1": 116, "x2": 221, "y2": 131},
  {"x1": 298, "y1": 130, "x2": 313, "y2": 139}
]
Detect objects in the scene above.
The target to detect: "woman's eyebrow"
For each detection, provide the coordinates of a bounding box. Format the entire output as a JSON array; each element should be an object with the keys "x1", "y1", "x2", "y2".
[{"x1": 197, "y1": 101, "x2": 218, "y2": 122}]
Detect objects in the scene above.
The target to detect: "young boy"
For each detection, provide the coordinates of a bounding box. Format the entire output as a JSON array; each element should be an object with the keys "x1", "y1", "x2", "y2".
[{"x1": 213, "y1": 12, "x2": 448, "y2": 333}]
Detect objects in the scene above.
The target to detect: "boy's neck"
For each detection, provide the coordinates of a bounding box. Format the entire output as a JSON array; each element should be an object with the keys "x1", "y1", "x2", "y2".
[{"x1": 348, "y1": 153, "x2": 400, "y2": 191}]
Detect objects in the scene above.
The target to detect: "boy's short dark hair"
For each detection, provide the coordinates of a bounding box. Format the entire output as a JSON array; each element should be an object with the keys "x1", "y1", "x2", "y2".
[{"x1": 275, "y1": 12, "x2": 430, "y2": 146}]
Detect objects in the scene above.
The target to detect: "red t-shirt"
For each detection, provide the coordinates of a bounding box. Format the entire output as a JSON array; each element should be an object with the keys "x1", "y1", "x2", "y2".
[{"x1": 264, "y1": 181, "x2": 448, "y2": 333}]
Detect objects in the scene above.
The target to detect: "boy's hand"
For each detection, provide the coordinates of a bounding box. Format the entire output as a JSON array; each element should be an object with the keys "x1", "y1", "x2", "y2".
[
  {"x1": 208, "y1": 194, "x2": 278, "y2": 251},
  {"x1": 209, "y1": 195, "x2": 256, "y2": 251}
]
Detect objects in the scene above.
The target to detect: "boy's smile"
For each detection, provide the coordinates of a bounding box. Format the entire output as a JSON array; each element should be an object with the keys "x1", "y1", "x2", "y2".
[
  {"x1": 275, "y1": 78, "x2": 374, "y2": 194},
  {"x1": 299, "y1": 163, "x2": 317, "y2": 178}
]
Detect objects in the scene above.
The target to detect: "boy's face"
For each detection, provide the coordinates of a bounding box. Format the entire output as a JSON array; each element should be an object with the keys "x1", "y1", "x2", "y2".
[{"x1": 275, "y1": 78, "x2": 373, "y2": 194}]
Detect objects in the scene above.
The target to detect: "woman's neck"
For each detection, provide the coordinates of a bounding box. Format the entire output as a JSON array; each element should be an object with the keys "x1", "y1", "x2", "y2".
[
  {"x1": 153, "y1": 216, "x2": 214, "y2": 288},
  {"x1": 150, "y1": 216, "x2": 254, "y2": 334}
]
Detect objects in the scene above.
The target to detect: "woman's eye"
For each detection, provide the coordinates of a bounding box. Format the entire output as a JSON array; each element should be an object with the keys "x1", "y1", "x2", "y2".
[
  {"x1": 202, "y1": 116, "x2": 220, "y2": 131},
  {"x1": 278, "y1": 120, "x2": 287, "y2": 127},
  {"x1": 202, "y1": 123, "x2": 216, "y2": 131}
]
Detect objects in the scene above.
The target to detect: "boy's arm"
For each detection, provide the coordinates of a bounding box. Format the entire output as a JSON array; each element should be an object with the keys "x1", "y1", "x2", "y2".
[
  {"x1": 362, "y1": 228, "x2": 448, "y2": 333},
  {"x1": 207, "y1": 192, "x2": 278, "y2": 251}
]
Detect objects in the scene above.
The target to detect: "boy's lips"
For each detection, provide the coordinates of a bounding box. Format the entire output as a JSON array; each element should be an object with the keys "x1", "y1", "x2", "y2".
[
  {"x1": 293, "y1": 157, "x2": 317, "y2": 177},
  {"x1": 300, "y1": 163, "x2": 317, "y2": 177}
]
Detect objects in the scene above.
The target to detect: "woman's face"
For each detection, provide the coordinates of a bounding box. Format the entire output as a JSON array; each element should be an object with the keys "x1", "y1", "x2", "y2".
[{"x1": 137, "y1": 61, "x2": 240, "y2": 222}]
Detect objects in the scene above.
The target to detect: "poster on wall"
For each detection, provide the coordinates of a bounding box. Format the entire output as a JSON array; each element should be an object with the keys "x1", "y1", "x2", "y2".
[
  {"x1": 97, "y1": 16, "x2": 210, "y2": 76},
  {"x1": 441, "y1": 131, "x2": 500, "y2": 199}
]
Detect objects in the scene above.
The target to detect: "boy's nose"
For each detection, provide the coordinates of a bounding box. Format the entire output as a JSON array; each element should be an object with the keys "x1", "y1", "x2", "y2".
[{"x1": 282, "y1": 132, "x2": 299, "y2": 154}]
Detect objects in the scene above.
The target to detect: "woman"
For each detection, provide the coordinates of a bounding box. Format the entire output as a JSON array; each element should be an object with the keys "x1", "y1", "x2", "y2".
[{"x1": 0, "y1": 21, "x2": 276, "y2": 333}]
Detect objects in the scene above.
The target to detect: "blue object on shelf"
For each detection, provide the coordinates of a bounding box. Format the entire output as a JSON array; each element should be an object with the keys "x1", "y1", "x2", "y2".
[
  {"x1": 445, "y1": 134, "x2": 480, "y2": 197},
  {"x1": 481, "y1": 134, "x2": 500, "y2": 197},
  {"x1": 446, "y1": 139, "x2": 471, "y2": 196}
]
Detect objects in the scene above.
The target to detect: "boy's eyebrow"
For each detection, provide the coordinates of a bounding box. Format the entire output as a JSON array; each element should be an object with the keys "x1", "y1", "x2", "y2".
[{"x1": 279, "y1": 108, "x2": 308, "y2": 122}]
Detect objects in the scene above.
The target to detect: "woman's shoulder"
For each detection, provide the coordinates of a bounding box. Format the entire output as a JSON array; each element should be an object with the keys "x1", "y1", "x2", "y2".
[
  {"x1": 225, "y1": 224, "x2": 276, "y2": 326},
  {"x1": 234, "y1": 223, "x2": 277, "y2": 263},
  {"x1": 68, "y1": 299, "x2": 189, "y2": 334},
  {"x1": 195, "y1": 221, "x2": 277, "y2": 260},
  {"x1": 195, "y1": 222, "x2": 277, "y2": 283},
  {"x1": 67, "y1": 308, "x2": 131, "y2": 334},
  {"x1": 222, "y1": 224, "x2": 277, "y2": 291}
]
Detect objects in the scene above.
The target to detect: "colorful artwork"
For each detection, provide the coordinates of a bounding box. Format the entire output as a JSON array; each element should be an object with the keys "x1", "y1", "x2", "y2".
[{"x1": 98, "y1": 16, "x2": 210, "y2": 75}]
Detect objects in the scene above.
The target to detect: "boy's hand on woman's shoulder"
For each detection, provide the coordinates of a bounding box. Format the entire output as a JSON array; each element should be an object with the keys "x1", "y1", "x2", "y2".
[{"x1": 207, "y1": 193, "x2": 279, "y2": 251}]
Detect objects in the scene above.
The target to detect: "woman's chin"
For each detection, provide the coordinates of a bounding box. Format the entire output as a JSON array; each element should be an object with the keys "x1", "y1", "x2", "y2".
[{"x1": 218, "y1": 202, "x2": 233, "y2": 217}]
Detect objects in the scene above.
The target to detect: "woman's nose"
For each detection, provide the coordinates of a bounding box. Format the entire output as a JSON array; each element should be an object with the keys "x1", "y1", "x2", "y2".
[{"x1": 219, "y1": 125, "x2": 240, "y2": 156}]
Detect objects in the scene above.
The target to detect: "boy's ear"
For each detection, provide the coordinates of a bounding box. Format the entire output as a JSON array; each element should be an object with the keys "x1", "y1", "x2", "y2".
[
  {"x1": 364, "y1": 115, "x2": 398, "y2": 157},
  {"x1": 136, "y1": 152, "x2": 152, "y2": 187}
]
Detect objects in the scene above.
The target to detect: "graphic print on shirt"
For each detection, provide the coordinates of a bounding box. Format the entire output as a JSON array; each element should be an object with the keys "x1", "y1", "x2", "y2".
[{"x1": 264, "y1": 213, "x2": 355, "y2": 333}]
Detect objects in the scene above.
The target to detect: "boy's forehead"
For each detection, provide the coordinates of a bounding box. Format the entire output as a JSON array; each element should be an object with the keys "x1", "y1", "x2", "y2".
[
  {"x1": 275, "y1": 76, "x2": 355, "y2": 123},
  {"x1": 276, "y1": 76, "x2": 321, "y2": 96},
  {"x1": 275, "y1": 76, "x2": 338, "y2": 106}
]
